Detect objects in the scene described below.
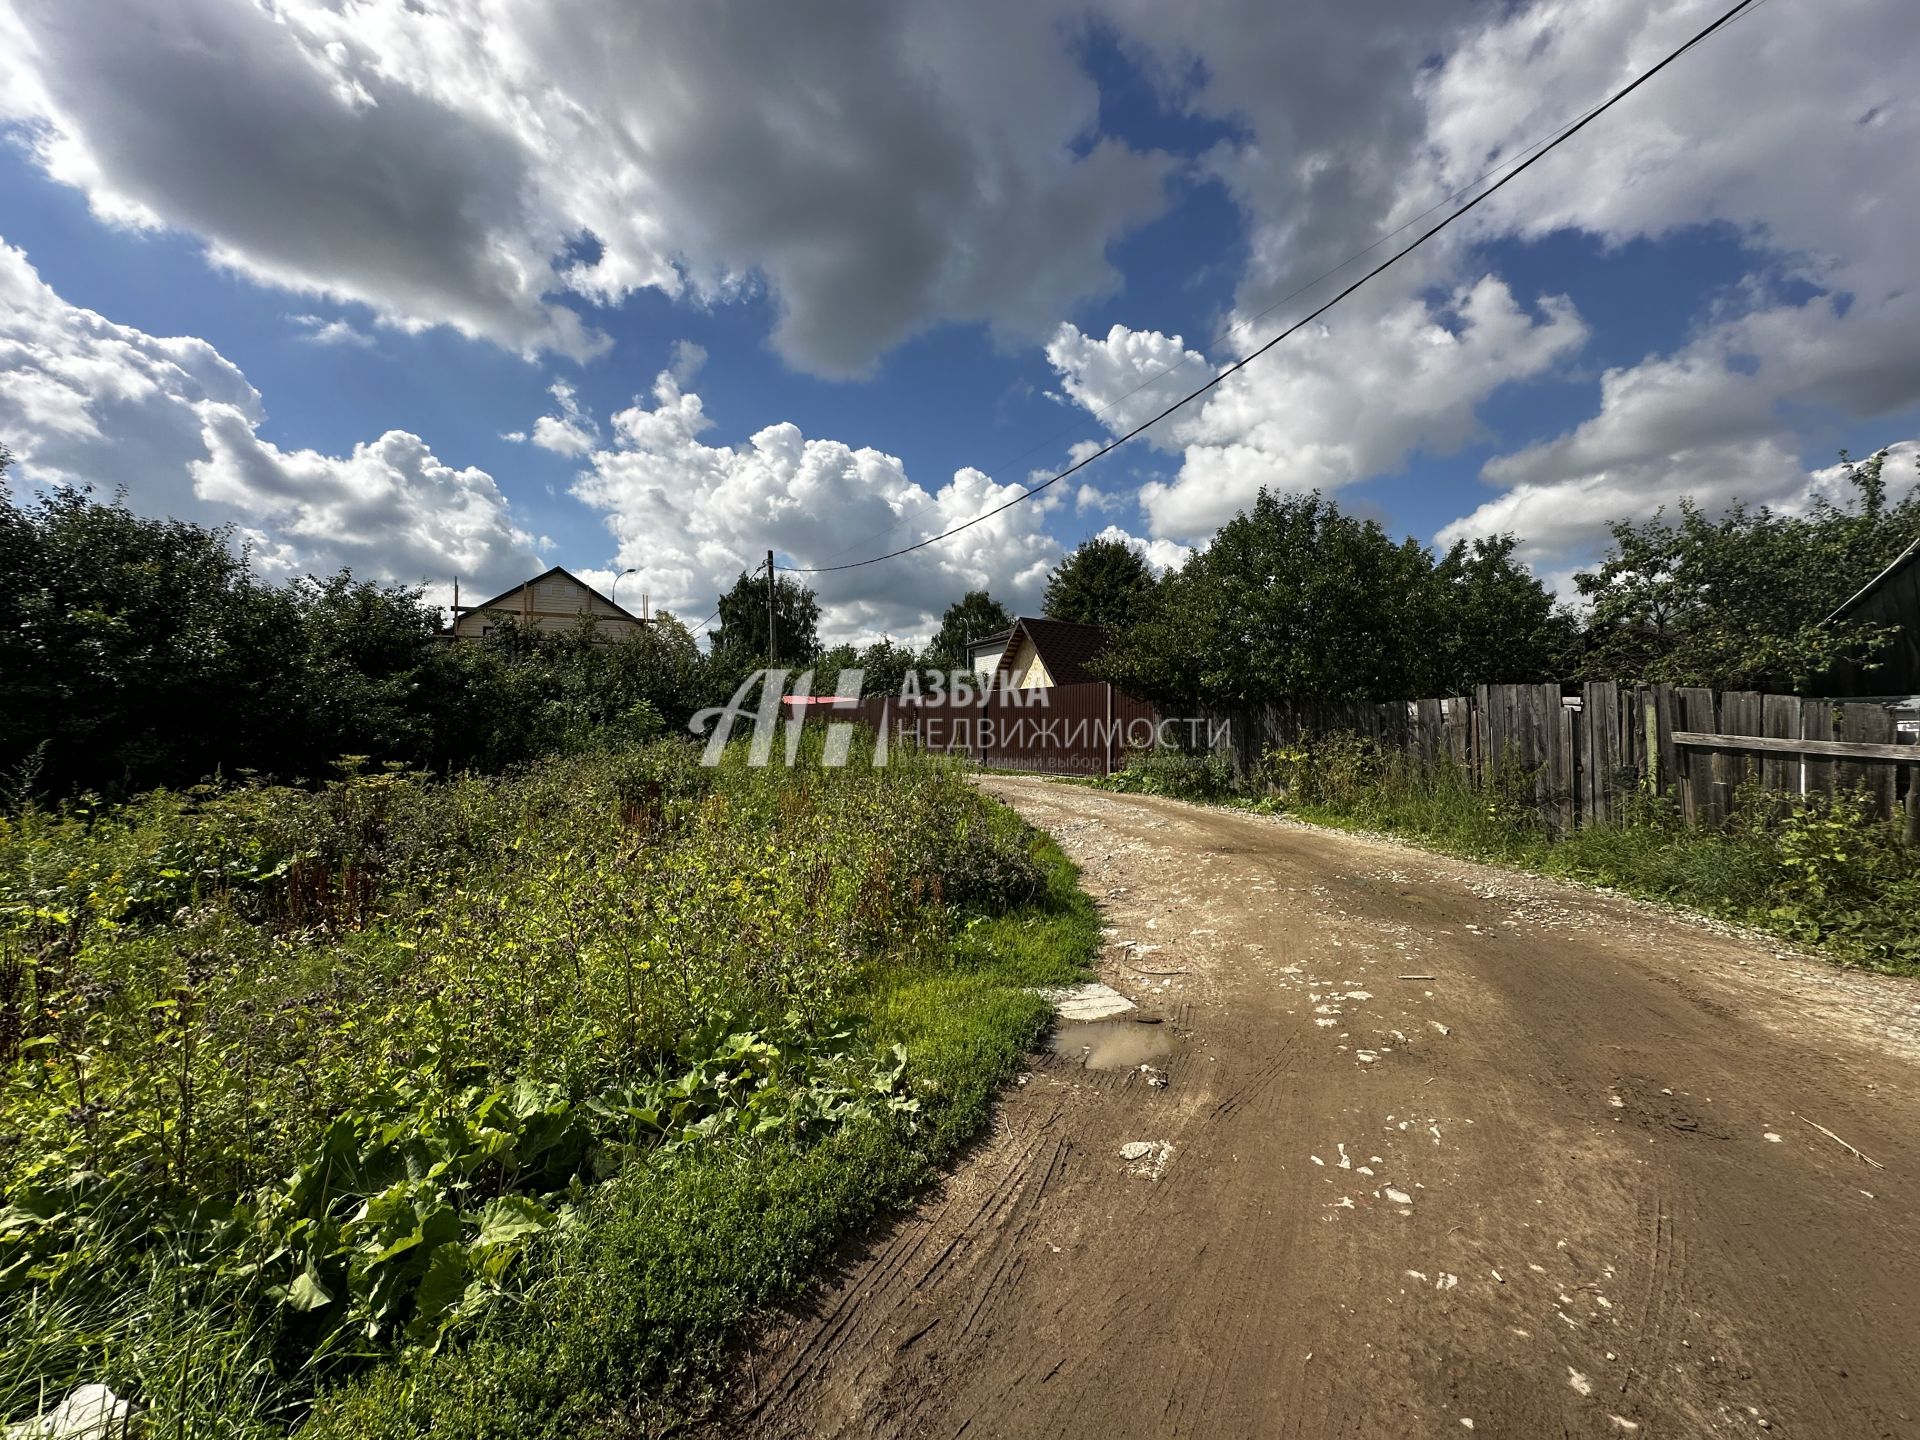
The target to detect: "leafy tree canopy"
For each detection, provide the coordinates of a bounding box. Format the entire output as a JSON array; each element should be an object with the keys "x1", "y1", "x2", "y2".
[
  {"x1": 926, "y1": 590, "x2": 1011, "y2": 670},
  {"x1": 1043, "y1": 537, "x2": 1157, "y2": 630},
  {"x1": 1572, "y1": 449, "x2": 1920, "y2": 690},
  {"x1": 1097, "y1": 490, "x2": 1570, "y2": 708},
  {"x1": 0, "y1": 486, "x2": 737, "y2": 796},
  {"x1": 711, "y1": 569, "x2": 821, "y2": 666}
]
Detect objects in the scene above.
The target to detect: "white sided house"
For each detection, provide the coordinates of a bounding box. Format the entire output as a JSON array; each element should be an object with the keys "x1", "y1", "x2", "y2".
[
  {"x1": 448, "y1": 566, "x2": 648, "y2": 641},
  {"x1": 966, "y1": 626, "x2": 1013, "y2": 681}
]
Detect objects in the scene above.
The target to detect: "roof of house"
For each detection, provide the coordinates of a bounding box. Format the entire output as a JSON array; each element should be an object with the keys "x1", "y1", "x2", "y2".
[
  {"x1": 1816, "y1": 533, "x2": 1920, "y2": 696},
  {"x1": 456, "y1": 565, "x2": 646, "y2": 626},
  {"x1": 1830, "y1": 535, "x2": 1920, "y2": 621},
  {"x1": 966, "y1": 626, "x2": 1014, "y2": 655},
  {"x1": 997, "y1": 616, "x2": 1110, "y2": 685}
]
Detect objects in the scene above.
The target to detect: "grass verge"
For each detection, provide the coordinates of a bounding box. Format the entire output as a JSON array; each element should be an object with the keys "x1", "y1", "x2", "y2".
[
  {"x1": 1293, "y1": 783, "x2": 1920, "y2": 976},
  {"x1": 298, "y1": 831, "x2": 1098, "y2": 1439},
  {"x1": 3, "y1": 737, "x2": 1101, "y2": 1437}
]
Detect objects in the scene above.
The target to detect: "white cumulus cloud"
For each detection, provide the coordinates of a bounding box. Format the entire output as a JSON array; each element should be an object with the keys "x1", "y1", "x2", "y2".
[
  {"x1": 0, "y1": 236, "x2": 540, "y2": 596},
  {"x1": 0, "y1": 0, "x2": 1176, "y2": 374},
  {"x1": 1048, "y1": 277, "x2": 1588, "y2": 540},
  {"x1": 568, "y1": 366, "x2": 1065, "y2": 645}
]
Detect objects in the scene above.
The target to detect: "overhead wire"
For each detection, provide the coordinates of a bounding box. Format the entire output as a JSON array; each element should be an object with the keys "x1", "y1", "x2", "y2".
[
  {"x1": 779, "y1": 0, "x2": 1766, "y2": 577},
  {"x1": 796, "y1": 94, "x2": 1615, "y2": 571}
]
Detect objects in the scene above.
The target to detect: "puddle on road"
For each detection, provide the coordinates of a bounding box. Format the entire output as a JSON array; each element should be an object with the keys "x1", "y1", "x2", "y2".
[{"x1": 1049, "y1": 1018, "x2": 1174, "y2": 1070}]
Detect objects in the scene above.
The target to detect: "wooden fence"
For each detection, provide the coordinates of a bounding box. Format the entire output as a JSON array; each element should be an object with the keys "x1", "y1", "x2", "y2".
[
  {"x1": 1213, "y1": 683, "x2": 1920, "y2": 836},
  {"x1": 842, "y1": 681, "x2": 1160, "y2": 776}
]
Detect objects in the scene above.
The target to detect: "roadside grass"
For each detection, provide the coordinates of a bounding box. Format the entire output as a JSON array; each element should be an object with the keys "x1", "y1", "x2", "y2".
[
  {"x1": 1100, "y1": 742, "x2": 1920, "y2": 978},
  {"x1": 300, "y1": 831, "x2": 1096, "y2": 1440},
  {"x1": 1, "y1": 735, "x2": 1099, "y2": 1438},
  {"x1": 1296, "y1": 780, "x2": 1920, "y2": 977}
]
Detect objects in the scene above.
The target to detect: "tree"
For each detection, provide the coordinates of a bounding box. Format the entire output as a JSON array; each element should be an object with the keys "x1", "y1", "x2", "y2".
[
  {"x1": 1043, "y1": 536, "x2": 1157, "y2": 630},
  {"x1": 710, "y1": 568, "x2": 821, "y2": 665},
  {"x1": 852, "y1": 638, "x2": 921, "y2": 698},
  {"x1": 1425, "y1": 535, "x2": 1576, "y2": 694},
  {"x1": 809, "y1": 642, "x2": 860, "y2": 697},
  {"x1": 1573, "y1": 450, "x2": 1920, "y2": 690},
  {"x1": 0, "y1": 482, "x2": 734, "y2": 794},
  {"x1": 926, "y1": 590, "x2": 1012, "y2": 670},
  {"x1": 0, "y1": 485, "x2": 298, "y2": 793},
  {"x1": 1097, "y1": 491, "x2": 1435, "y2": 708}
]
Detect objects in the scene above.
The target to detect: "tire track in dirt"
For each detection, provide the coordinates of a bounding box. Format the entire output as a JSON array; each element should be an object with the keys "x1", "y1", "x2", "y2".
[{"x1": 728, "y1": 780, "x2": 1920, "y2": 1439}]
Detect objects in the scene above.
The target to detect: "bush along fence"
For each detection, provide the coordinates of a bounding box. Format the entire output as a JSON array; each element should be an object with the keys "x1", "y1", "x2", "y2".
[{"x1": 1210, "y1": 682, "x2": 1920, "y2": 840}]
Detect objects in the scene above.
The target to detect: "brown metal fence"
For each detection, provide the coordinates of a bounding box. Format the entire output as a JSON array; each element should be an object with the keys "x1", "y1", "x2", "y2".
[
  {"x1": 845, "y1": 681, "x2": 1160, "y2": 776},
  {"x1": 1211, "y1": 683, "x2": 1920, "y2": 836}
]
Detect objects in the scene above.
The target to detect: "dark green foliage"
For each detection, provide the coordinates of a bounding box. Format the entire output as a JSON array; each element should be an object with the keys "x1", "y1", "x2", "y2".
[
  {"x1": 1096, "y1": 750, "x2": 1235, "y2": 802},
  {"x1": 1572, "y1": 449, "x2": 1920, "y2": 690},
  {"x1": 926, "y1": 590, "x2": 1012, "y2": 670},
  {"x1": 710, "y1": 569, "x2": 822, "y2": 667},
  {"x1": 0, "y1": 487, "x2": 727, "y2": 796},
  {"x1": 0, "y1": 485, "x2": 303, "y2": 796},
  {"x1": 301, "y1": 838, "x2": 1094, "y2": 1440},
  {"x1": 858, "y1": 637, "x2": 921, "y2": 697},
  {"x1": 1043, "y1": 537, "x2": 1156, "y2": 631},
  {"x1": 1098, "y1": 491, "x2": 1569, "y2": 708},
  {"x1": 810, "y1": 638, "x2": 929, "y2": 699},
  {"x1": 1428, "y1": 535, "x2": 1578, "y2": 689}
]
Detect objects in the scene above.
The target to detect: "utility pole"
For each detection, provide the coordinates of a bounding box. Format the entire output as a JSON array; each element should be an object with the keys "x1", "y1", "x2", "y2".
[{"x1": 766, "y1": 549, "x2": 777, "y2": 665}]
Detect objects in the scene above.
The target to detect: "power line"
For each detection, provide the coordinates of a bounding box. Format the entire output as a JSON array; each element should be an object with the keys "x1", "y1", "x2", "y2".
[
  {"x1": 781, "y1": 0, "x2": 1765, "y2": 578},
  {"x1": 798, "y1": 92, "x2": 1620, "y2": 572}
]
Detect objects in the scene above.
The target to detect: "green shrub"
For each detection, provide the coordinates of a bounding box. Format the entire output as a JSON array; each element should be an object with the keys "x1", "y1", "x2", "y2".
[{"x1": 1098, "y1": 749, "x2": 1234, "y2": 801}]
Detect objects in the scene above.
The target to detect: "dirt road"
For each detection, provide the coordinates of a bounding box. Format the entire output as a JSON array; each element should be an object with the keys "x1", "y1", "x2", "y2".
[{"x1": 735, "y1": 779, "x2": 1920, "y2": 1439}]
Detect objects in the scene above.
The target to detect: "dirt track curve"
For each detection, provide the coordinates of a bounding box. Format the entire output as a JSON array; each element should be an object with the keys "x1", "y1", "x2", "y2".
[{"x1": 732, "y1": 778, "x2": 1920, "y2": 1439}]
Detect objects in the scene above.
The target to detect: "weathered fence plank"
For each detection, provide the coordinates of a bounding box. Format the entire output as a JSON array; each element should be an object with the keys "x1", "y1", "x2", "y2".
[
  {"x1": 1653, "y1": 684, "x2": 1679, "y2": 802},
  {"x1": 1202, "y1": 683, "x2": 1906, "y2": 833},
  {"x1": 1803, "y1": 702, "x2": 1835, "y2": 797},
  {"x1": 1843, "y1": 703, "x2": 1898, "y2": 816},
  {"x1": 1760, "y1": 694, "x2": 1802, "y2": 797},
  {"x1": 1675, "y1": 688, "x2": 1717, "y2": 826},
  {"x1": 1583, "y1": 681, "x2": 1619, "y2": 825},
  {"x1": 1838, "y1": 703, "x2": 1883, "y2": 809},
  {"x1": 1670, "y1": 731, "x2": 1920, "y2": 763},
  {"x1": 1720, "y1": 691, "x2": 1764, "y2": 813}
]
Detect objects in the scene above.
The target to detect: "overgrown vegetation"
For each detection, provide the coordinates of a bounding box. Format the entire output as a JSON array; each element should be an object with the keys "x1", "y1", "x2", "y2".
[
  {"x1": 1572, "y1": 448, "x2": 1920, "y2": 690},
  {"x1": 1094, "y1": 749, "x2": 1236, "y2": 802},
  {"x1": 1241, "y1": 734, "x2": 1920, "y2": 974},
  {"x1": 0, "y1": 484, "x2": 713, "y2": 798},
  {"x1": 1095, "y1": 491, "x2": 1577, "y2": 709},
  {"x1": 1095, "y1": 452, "x2": 1920, "y2": 709},
  {"x1": 0, "y1": 734, "x2": 1099, "y2": 1436}
]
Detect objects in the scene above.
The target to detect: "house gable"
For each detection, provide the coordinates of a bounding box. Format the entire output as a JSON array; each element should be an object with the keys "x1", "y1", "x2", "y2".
[
  {"x1": 992, "y1": 617, "x2": 1108, "y2": 689},
  {"x1": 1820, "y1": 536, "x2": 1920, "y2": 694},
  {"x1": 450, "y1": 566, "x2": 646, "y2": 641}
]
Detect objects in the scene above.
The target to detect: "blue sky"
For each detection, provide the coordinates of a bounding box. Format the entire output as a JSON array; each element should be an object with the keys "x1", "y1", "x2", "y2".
[{"x1": 2, "y1": 0, "x2": 1915, "y2": 643}]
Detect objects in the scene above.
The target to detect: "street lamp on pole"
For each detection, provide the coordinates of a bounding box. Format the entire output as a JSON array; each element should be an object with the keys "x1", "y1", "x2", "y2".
[{"x1": 610, "y1": 567, "x2": 637, "y2": 612}]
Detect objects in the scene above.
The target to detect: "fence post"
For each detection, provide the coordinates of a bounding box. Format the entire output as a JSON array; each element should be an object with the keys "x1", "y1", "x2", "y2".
[
  {"x1": 1675, "y1": 688, "x2": 1716, "y2": 826},
  {"x1": 1761, "y1": 693, "x2": 1802, "y2": 801},
  {"x1": 1104, "y1": 683, "x2": 1114, "y2": 777}
]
